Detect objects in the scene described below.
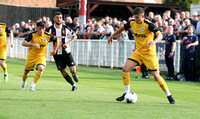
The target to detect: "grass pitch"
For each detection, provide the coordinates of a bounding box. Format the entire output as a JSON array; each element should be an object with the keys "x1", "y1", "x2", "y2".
[{"x1": 0, "y1": 58, "x2": 200, "y2": 119}]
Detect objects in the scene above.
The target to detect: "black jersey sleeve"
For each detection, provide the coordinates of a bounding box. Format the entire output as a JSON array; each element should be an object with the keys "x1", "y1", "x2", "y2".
[
  {"x1": 148, "y1": 23, "x2": 159, "y2": 34},
  {"x1": 50, "y1": 34, "x2": 58, "y2": 43},
  {"x1": 24, "y1": 33, "x2": 33, "y2": 42},
  {"x1": 124, "y1": 21, "x2": 131, "y2": 30},
  {"x1": 5, "y1": 26, "x2": 11, "y2": 33},
  {"x1": 45, "y1": 27, "x2": 50, "y2": 32}
]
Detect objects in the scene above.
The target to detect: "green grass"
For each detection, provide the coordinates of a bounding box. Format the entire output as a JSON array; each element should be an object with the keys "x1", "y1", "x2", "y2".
[{"x1": 0, "y1": 58, "x2": 200, "y2": 119}]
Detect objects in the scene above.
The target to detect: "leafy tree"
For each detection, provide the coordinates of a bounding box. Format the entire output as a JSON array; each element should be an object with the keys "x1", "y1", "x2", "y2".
[{"x1": 164, "y1": 0, "x2": 200, "y2": 10}]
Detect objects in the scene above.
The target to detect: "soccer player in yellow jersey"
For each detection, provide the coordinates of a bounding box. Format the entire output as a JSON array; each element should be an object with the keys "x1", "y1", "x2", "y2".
[
  {"x1": 108, "y1": 7, "x2": 175, "y2": 104},
  {"x1": 20, "y1": 22, "x2": 59, "y2": 91},
  {"x1": 0, "y1": 22, "x2": 13, "y2": 82}
]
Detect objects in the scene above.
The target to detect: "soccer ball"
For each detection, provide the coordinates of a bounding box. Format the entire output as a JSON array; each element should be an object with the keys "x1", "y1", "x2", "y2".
[{"x1": 125, "y1": 92, "x2": 137, "y2": 103}]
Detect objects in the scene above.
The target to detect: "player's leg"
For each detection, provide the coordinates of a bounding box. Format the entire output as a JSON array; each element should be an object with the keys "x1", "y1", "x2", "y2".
[
  {"x1": 60, "y1": 68, "x2": 77, "y2": 91},
  {"x1": 69, "y1": 66, "x2": 79, "y2": 82},
  {"x1": 20, "y1": 70, "x2": 30, "y2": 90},
  {"x1": 144, "y1": 54, "x2": 175, "y2": 104},
  {"x1": 29, "y1": 64, "x2": 45, "y2": 91},
  {"x1": 116, "y1": 59, "x2": 138, "y2": 101},
  {"x1": 0, "y1": 59, "x2": 8, "y2": 82},
  {"x1": 151, "y1": 71, "x2": 175, "y2": 104},
  {"x1": 54, "y1": 54, "x2": 77, "y2": 91},
  {"x1": 67, "y1": 53, "x2": 79, "y2": 82}
]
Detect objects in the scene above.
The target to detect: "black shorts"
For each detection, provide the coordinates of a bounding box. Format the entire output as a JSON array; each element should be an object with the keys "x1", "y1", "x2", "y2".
[{"x1": 53, "y1": 52, "x2": 76, "y2": 70}]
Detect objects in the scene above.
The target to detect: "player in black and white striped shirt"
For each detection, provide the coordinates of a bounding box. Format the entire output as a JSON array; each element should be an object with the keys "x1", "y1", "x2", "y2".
[{"x1": 46, "y1": 12, "x2": 79, "y2": 91}]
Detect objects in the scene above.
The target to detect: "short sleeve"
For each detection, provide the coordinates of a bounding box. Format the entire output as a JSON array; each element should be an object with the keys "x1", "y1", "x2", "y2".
[
  {"x1": 5, "y1": 26, "x2": 11, "y2": 33},
  {"x1": 24, "y1": 33, "x2": 33, "y2": 42},
  {"x1": 148, "y1": 23, "x2": 159, "y2": 34},
  {"x1": 195, "y1": 35, "x2": 199, "y2": 42},
  {"x1": 172, "y1": 35, "x2": 176, "y2": 42},
  {"x1": 124, "y1": 21, "x2": 131, "y2": 30},
  {"x1": 50, "y1": 34, "x2": 58, "y2": 43}
]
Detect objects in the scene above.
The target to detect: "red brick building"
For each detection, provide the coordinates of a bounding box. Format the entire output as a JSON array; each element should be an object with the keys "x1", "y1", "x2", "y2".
[{"x1": 0, "y1": 0, "x2": 57, "y2": 8}]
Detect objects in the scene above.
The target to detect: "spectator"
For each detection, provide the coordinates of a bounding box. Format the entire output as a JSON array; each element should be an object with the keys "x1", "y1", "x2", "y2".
[
  {"x1": 191, "y1": 12, "x2": 199, "y2": 31},
  {"x1": 20, "y1": 21, "x2": 25, "y2": 31},
  {"x1": 27, "y1": 19, "x2": 32, "y2": 30},
  {"x1": 169, "y1": 19, "x2": 178, "y2": 33},
  {"x1": 19, "y1": 23, "x2": 31, "y2": 38},
  {"x1": 13, "y1": 23, "x2": 21, "y2": 37},
  {"x1": 180, "y1": 26, "x2": 199, "y2": 81},
  {"x1": 65, "y1": 16, "x2": 76, "y2": 31},
  {"x1": 162, "y1": 26, "x2": 176, "y2": 80},
  {"x1": 174, "y1": 13, "x2": 181, "y2": 26},
  {"x1": 165, "y1": 10, "x2": 172, "y2": 23},
  {"x1": 101, "y1": 22, "x2": 114, "y2": 40},
  {"x1": 157, "y1": 20, "x2": 164, "y2": 33},
  {"x1": 105, "y1": 15, "x2": 109, "y2": 23},
  {"x1": 195, "y1": 13, "x2": 200, "y2": 34},
  {"x1": 177, "y1": 19, "x2": 194, "y2": 39},
  {"x1": 180, "y1": 11, "x2": 186, "y2": 21},
  {"x1": 162, "y1": 12, "x2": 168, "y2": 22},
  {"x1": 109, "y1": 17, "x2": 115, "y2": 28},
  {"x1": 117, "y1": 31, "x2": 129, "y2": 46},
  {"x1": 42, "y1": 16, "x2": 47, "y2": 23},
  {"x1": 147, "y1": 12, "x2": 155, "y2": 23},
  {"x1": 163, "y1": 21, "x2": 168, "y2": 38}
]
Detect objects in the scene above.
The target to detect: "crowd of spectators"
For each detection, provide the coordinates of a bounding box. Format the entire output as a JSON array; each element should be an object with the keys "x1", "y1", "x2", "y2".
[{"x1": 10, "y1": 10, "x2": 200, "y2": 42}]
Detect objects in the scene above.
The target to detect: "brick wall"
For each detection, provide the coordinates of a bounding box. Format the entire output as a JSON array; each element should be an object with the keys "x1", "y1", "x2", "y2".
[{"x1": 0, "y1": 0, "x2": 57, "y2": 8}]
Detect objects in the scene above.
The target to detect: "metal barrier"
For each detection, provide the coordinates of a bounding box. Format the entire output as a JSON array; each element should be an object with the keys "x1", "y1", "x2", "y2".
[{"x1": 7, "y1": 38, "x2": 181, "y2": 72}]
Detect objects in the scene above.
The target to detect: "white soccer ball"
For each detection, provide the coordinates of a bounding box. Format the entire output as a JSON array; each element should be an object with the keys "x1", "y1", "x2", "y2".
[{"x1": 125, "y1": 92, "x2": 137, "y2": 103}]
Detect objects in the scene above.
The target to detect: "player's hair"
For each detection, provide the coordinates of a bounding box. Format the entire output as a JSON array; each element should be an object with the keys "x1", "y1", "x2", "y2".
[
  {"x1": 36, "y1": 21, "x2": 45, "y2": 28},
  {"x1": 132, "y1": 7, "x2": 144, "y2": 15},
  {"x1": 54, "y1": 12, "x2": 62, "y2": 16}
]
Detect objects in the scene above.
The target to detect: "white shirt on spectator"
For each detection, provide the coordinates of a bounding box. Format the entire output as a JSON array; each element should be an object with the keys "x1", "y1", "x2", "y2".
[
  {"x1": 97, "y1": 26, "x2": 105, "y2": 32},
  {"x1": 106, "y1": 25, "x2": 114, "y2": 34}
]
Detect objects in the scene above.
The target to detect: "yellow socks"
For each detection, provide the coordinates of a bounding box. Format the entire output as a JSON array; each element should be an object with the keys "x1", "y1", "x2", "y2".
[
  {"x1": 157, "y1": 77, "x2": 168, "y2": 92},
  {"x1": 33, "y1": 71, "x2": 43, "y2": 84},
  {"x1": 122, "y1": 72, "x2": 130, "y2": 93}
]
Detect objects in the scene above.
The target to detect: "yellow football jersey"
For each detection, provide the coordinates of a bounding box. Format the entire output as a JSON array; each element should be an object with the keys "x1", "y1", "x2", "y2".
[
  {"x1": 0, "y1": 22, "x2": 10, "y2": 53},
  {"x1": 25, "y1": 31, "x2": 58, "y2": 58},
  {"x1": 124, "y1": 19, "x2": 159, "y2": 55}
]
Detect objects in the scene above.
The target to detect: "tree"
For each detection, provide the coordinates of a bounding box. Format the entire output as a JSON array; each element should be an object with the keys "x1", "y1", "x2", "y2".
[{"x1": 164, "y1": 0, "x2": 200, "y2": 11}]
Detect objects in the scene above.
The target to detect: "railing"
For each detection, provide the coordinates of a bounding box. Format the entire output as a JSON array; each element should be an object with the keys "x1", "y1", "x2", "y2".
[{"x1": 6, "y1": 38, "x2": 181, "y2": 72}]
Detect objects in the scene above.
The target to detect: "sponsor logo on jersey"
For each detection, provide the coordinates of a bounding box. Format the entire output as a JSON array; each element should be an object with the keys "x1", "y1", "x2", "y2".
[
  {"x1": 134, "y1": 33, "x2": 146, "y2": 38},
  {"x1": 35, "y1": 39, "x2": 37, "y2": 41},
  {"x1": 0, "y1": 29, "x2": 2, "y2": 32},
  {"x1": 40, "y1": 44, "x2": 46, "y2": 47}
]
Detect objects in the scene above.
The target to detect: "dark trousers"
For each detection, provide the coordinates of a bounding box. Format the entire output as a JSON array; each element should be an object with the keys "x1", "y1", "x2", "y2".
[
  {"x1": 141, "y1": 63, "x2": 148, "y2": 77},
  {"x1": 165, "y1": 55, "x2": 174, "y2": 78},
  {"x1": 182, "y1": 56, "x2": 194, "y2": 81}
]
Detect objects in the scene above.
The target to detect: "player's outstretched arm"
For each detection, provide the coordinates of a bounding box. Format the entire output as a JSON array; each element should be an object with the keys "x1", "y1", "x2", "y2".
[{"x1": 108, "y1": 27, "x2": 124, "y2": 44}]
